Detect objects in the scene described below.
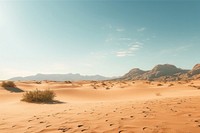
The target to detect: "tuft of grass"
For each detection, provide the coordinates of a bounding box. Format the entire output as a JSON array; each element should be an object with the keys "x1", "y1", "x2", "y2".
[
  {"x1": 1, "y1": 81, "x2": 16, "y2": 88},
  {"x1": 21, "y1": 89, "x2": 56, "y2": 103}
]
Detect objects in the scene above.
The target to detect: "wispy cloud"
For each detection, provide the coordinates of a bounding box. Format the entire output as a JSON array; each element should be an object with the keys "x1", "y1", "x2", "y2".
[
  {"x1": 137, "y1": 27, "x2": 146, "y2": 32},
  {"x1": 116, "y1": 28, "x2": 125, "y2": 32},
  {"x1": 116, "y1": 42, "x2": 143, "y2": 57}
]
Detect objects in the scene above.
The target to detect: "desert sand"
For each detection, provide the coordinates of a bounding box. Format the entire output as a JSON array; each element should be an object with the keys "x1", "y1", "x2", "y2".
[{"x1": 0, "y1": 80, "x2": 200, "y2": 133}]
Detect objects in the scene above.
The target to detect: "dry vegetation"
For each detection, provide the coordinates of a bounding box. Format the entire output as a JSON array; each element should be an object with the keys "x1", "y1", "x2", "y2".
[
  {"x1": 168, "y1": 83, "x2": 174, "y2": 87},
  {"x1": 1, "y1": 81, "x2": 16, "y2": 88},
  {"x1": 21, "y1": 89, "x2": 56, "y2": 103},
  {"x1": 157, "y1": 83, "x2": 163, "y2": 86}
]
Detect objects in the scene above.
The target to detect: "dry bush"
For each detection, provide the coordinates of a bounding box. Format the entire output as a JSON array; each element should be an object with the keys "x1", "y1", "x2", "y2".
[
  {"x1": 102, "y1": 82, "x2": 106, "y2": 86},
  {"x1": 106, "y1": 87, "x2": 110, "y2": 90},
  {"x1": 36, "y1": 81, "x2": 42, "y2": 84},
  {"x1": 1, "y1": 81, "x2": 16, "y2": 88},
  {"x1": 157, "y1": 83, "x2": 163, "y2": 86},
  {"x1": 178, "y1": 81, "x2": 182, "y2": 84},
  {"x1": 188, "y1": 84, "x2": 200, "y2": 89},
  {"x1": 145, "y1": 81, "x2": 151, "y2": 84},
  {"x1": 65, "y1": 81, "x2": 72, "y2": 84},
  {"x1": 21, "y1": 89, "x2": 56, "y2": 103},
  {"x1": 168, "y1": 83, "x2": 174, "y2": 87}
]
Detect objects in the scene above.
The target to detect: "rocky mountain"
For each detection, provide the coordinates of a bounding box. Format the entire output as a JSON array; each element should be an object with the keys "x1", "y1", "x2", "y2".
[
  {"x1": 120, "y1": 68, "x2": 147, "y2": 80},
  {"x1": 119, "y1": 64, "x2": 200, "y2": 81},
  {"x1": 9, "y1": 73, "x2": 110, "y2": 81}
]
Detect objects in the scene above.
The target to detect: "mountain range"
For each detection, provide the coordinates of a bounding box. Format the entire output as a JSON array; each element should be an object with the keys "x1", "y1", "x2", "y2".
[
  {"x1": 9, "y1": 64, "x2": 200, "y2": 81},
  {"x1": 119, "y1": 64, "x2": 200, "y2": 81},
  {"x1": 9, "y1": 73, "x2": 110, "y2": 81}
]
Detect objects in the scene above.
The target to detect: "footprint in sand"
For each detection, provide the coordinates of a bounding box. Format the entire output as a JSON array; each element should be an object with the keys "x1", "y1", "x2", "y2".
[
  {"x1": 81, "y1": 129, "x2": 87, "y2": 132},
  {"x1": 78, "y1": 124, "x2": 83, "y2": 127},
  {"x1": 27, "y1": 126, "x2": 32, "y2": 129},
  {"x1": 12, "y1": 125, "x2": 16, "y2": 128},
  {"x1": 46, "y1": 125, "x2": 51, "y2": 128},
  {"x1": 58, "y1": 127, "x2": 71, "y2": 132},
  {"x1": 143, "y1": 127, "x2": 148, "y2": 130}
]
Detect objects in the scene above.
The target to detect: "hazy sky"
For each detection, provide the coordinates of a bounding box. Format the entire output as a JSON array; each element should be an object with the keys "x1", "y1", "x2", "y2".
[{"x1": 0, "y1": 0, "x2": 200, "y2": 79}]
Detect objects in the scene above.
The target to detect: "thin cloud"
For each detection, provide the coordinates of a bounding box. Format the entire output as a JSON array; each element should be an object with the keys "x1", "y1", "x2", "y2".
[
  {"x1": 137, "y1": 27, "x2": 146, "y2": 32},
  {"x1": 118, "y1": 38, "x2": 132, "y2": 41},
  {"x1": 116, "y1": 51, "x2": 134, "y2": 57},
  {"x1": 116, "y1": 42, "x2": 143, "y2": 57}
]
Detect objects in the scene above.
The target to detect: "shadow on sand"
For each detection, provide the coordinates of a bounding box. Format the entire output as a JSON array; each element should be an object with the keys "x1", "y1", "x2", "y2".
[
  {"x1": 45, "y1": 100, "x2": 66, "y2": 104},
  {"x1": 4, "y1": 87, "x2": 24, "y2": 93},
  {"x1": 21, "y1": 100, "x2": 66, "y2": 104}
]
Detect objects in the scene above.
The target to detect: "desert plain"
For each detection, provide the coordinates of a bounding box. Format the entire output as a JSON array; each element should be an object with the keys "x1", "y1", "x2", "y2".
[{"x1": 0, "y1": 80, "x2": 200, "y2": 133}]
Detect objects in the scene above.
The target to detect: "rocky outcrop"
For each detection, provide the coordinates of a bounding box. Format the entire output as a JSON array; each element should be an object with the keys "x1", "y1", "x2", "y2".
[
  {"x1": 119, "y1": 68, "x2": 146, "y2": 80},
  {"x1": 119, "y1": 64, "x2": 200, "y2": 81}
]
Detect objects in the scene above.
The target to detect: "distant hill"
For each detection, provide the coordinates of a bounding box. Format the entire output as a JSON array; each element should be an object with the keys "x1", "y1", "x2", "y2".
[
  {"x1": 9, "y1": 73, "x2": 110, "y2": 81},
  {"x1": 118, "y1": 64, "x2": 200, "y2": 81}
]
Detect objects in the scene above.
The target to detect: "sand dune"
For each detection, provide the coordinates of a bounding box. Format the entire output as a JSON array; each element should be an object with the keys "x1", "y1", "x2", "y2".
[{"x1": 0, "y1": 80, "x2": 200, "y2": 133}]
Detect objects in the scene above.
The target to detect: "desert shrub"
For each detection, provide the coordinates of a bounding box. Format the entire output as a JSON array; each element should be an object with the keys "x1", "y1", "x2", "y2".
[
  {"x1": 168, "y1": 83, "x2": 174, "y2": 87},
  {"x1": 65, "y1": 81, "x2": 72, "y2": 84},
  {"x1": 21, "y1": 89, "x2": 56, "y2": 103},
  {"x1": 93, "y1": 86, "x2": 97, "y2": 89},
  {"x1": 157, "y1": 83, "x2": 163, "y2": 86},
  {"x1": 1, "y1": 81, "x2": 16, "y2": 88},
  {"x1": 36, "y1": 81, "x2": 41, "y2": 84},
  {"x1": 106, "y1": 87, "x2": 110, "y2": 90},
  {"x1": 102, "y1": 82, "x2": 106, "y2": 86}
]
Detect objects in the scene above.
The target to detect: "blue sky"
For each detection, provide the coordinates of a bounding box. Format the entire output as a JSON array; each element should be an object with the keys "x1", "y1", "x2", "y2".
[{"x1": 0, "y1": 0, "x2": 200, "y2": 79}]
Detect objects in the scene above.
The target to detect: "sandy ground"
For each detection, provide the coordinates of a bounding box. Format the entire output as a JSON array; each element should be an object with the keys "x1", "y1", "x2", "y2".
[{"x1": 0, "y1": 80, "x2": 200, "y2": 133}]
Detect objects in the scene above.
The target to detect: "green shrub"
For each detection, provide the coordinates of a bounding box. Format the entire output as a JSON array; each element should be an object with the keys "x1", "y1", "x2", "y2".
[
  {"x1": 2, "y1": 81, "x2": 16, "y2": 88},
  {"x1": 21, "y1": 89, "x2": 56, "y2": 103}
]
